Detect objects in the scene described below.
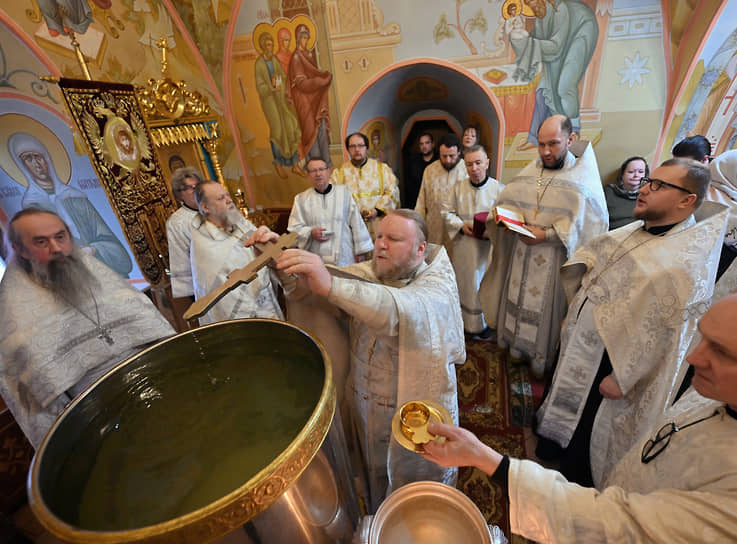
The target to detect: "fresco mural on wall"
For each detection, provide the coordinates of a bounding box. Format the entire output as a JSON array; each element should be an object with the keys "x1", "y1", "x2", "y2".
[
  {"x1": 361, "y1": 118, "x2": 394, "y2": 167},
  {"x1": 669, "y1": 3, "x2": 737, "y2": 157},
  {"x1": 0, "y1": 101, "x2": 140, "y2": 281},
  {"x1": 252, "y1": 20, "x2": 302, "y2": 179},
  {"x1": 288, "y1": 17, "x2": 333, "y2": 167}
]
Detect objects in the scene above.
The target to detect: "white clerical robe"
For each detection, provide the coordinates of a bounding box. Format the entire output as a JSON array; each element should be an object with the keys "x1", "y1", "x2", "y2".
[
  {"x1": 287, "y1": 184, "x2": 373, "y2": 266},
  {"x1": 166, "y1": 205, "x2": 198, "y2": 297},
  {"x1": 415, "y1": 159, "x2": 468, "y2": 246},
  {"x1": 509, "y1": 390, "x2": 737, "y2": 543},
  {"x1": 536, "y1": 203, "x2": 728, "y2": 486},
  {"x1": 443, "y1": 176, "x2": 503, "y2": 333},
  {"x1": 190, "y1": 217, "x2": 283, "y2": 325},
  {"x1": 479, "y1": 146, "x2": 608, "y2": 375},
  {"x1": 330, "y1": 158, "x2": 398, "y2": 238},
  {"x1": 325, "y1": 245, "x2": 465, "y2": 513},
  {"x1": 0, "y1": 254, "x2": 174, "y2": 448}
]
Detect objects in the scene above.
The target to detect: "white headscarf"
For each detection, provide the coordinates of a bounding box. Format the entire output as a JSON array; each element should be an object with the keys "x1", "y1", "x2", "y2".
[{"x1": 9, "y1": 132, "x2": 86, "y2": 238}]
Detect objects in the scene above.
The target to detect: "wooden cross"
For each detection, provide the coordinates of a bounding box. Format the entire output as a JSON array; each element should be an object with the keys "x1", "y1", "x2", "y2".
[{"x1": 183, "y1": 231, "x2": 298, "y2": 321}]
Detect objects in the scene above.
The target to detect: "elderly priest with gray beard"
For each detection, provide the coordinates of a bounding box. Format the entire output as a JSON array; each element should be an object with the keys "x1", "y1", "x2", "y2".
[
  {"x1": 0, "y1": 209, "x2": 174, "y2": 449},
  {"x1": 190, "y1": 180, "x2": 284, "y2": 324}
]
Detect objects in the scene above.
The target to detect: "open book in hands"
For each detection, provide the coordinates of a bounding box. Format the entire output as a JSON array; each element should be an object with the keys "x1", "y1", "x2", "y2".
[{"x1": 493, "y1": 206, "x2": 536, "y2": 238}]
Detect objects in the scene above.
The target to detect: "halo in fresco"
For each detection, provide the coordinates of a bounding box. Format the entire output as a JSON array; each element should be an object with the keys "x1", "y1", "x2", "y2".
[
  {"x1": 502, "y1": 0, "x2": 534, "y2": 18},
  {"x1": 252, "y1": 22, "x2": 277, "y2": 55},
  {"x1": 291, "y1": 15, "x2": 317, "y2": 50},
  {"x1": 253, "y1": 16, "x2": 317, "y2": 55},
  {"x1": 0, "y1": 113, "x2": 71, "y2": 187}
]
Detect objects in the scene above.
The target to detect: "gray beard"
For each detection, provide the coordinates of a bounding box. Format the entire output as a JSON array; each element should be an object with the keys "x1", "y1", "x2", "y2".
[
  {"x1": 223, "y1": 208, "x2": 245, "y2": 231},
  {"x1": 26, "y1": 248, "x2": 99, "y2": 307}
]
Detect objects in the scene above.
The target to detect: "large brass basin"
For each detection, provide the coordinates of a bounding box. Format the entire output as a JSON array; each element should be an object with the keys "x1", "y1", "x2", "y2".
[{"x1": 28, "y1": 319, "x2": 335, "y2": 543}]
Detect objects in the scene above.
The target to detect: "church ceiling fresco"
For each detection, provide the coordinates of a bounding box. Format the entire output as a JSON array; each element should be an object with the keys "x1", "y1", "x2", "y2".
[
  {"x1": 661, "y1": 0, "x2": 737, "y2": 158},
  {"x1": 1, "y1": 0, "x2": 736, "y2": 210}
]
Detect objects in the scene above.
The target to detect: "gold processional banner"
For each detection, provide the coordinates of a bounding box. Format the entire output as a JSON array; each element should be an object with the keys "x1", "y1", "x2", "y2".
[{"x1": 58, "y1": 78, "x2": 177, "y2": 288}]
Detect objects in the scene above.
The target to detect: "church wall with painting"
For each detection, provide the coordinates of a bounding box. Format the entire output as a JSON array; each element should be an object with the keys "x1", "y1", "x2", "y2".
[{"x1": 1, "y1": 0, "x2": 737, "y2": 274}]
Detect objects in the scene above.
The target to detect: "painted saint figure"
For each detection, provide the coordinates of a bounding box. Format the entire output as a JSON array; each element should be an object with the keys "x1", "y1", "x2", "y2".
[
  {"x1": 254, "y1": 31, "x2": 302, "y2": 179},
  {"x1": 288, "y1": 23, "x2": 333, "y2": 167},
  {"x1": 9, "y1": 132, "x2": 133, "y2": 278},
  {"x1": 511, "y1": 0, "x2": 598, "y2": 150}
]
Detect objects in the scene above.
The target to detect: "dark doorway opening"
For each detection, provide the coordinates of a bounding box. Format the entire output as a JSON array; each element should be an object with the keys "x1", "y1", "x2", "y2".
[{"x1": 401, "y1": 119, "x2": 455, "y2": 209}]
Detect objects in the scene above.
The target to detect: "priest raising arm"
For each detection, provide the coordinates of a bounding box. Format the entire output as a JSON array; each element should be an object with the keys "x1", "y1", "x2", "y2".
[
  {"x1": 424, "y1": 293, "x2": 737, "y2": 543},
  {"x1": 277, "y1": 209, "x2": 466, "y2": 513}
]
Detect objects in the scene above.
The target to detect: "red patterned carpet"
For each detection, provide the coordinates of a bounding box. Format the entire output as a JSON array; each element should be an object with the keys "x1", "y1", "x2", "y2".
[{"x1": 455, "y1": 337, "x2": 543, "y2": 543}]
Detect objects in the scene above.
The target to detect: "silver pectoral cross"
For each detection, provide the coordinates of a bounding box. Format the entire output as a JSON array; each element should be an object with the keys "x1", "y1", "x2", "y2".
[{"x1": 97, "y1": 326, "x2": 114, "y2": 345}]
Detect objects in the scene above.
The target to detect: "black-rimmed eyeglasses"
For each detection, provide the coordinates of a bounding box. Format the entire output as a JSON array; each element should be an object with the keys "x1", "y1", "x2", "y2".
[
  {"x1": 641, "y1": 409, "x2": 719, "y2": 464},
  {"x1": 639, "y1": 177, "x2": 694, "y2": 194}
]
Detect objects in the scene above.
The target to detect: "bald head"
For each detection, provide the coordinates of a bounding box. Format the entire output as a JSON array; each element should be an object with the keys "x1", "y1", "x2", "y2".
[{"x1": 537, "y1": 115, "x2": 574, "y2": 170}]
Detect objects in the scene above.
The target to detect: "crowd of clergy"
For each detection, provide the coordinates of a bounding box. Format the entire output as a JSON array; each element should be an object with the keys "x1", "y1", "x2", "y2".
[{"x1": 2, "y1": 112, "x2": 737, "y2": 542}]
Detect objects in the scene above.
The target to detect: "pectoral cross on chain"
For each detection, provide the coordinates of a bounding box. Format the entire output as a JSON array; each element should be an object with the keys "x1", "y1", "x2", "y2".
[{"x1": 97, "y1": 326, "x2": 114, "y2": 345}]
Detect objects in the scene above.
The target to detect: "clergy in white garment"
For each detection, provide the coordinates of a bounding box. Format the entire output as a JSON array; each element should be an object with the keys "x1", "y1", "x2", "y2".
[
  {"x1": 288, "y1": 157, "x2": 373, "y2": 266},
  {"x1": 0, "y1": 209, "x2": 174, "y2": 448},
  {"x1": 415, "y1": 133, "x2": 468, "y2": 246},
  {"x1": 190, "y1": 181, "x2": 283, "y2": 325},
  {"x1": 709, "y1": 150, "x2": 737, "y2": 302},
  {"x1": 479, "y1": 115, "x2": 608, "y2": 377},
  {"x1": 277, "y1": 210, "x2": 465, "y2": 513},
  {"x1": 330, "y1": 133, "x2": 398, "y2": 239},
  {"x1": 536, "y1": 159, "x2": 727, "y2": 488},
  {"x1": 165, "y1": 167, "x2": 204, "y2": 298},
  {"x1": 424, "y1": 293, "x2": 737, "y2": 543},
  {"x1": 287, "y1": 157, "x2": 372, "y2": 414},
  {"x1": 443, "y1": 145, "x2": 503, "y2": 336}
]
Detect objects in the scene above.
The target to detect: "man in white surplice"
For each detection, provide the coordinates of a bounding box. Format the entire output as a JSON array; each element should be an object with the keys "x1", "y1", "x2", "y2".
[
  {"x1": 424, "y1": 293, "x2": 737, "y2": 544},
  {"x1": 287, "y1": 157, "x2": 372, "y2": 414},
  {"x1": 535, "y1": 158, "x2": 727, "y2": 488},
  {"x1": 277, "y1": 210, "x2": 465, "y2": 513},
  {"x1": 415, "y1": 133, "x2": 468, "y2": 247},
  {"x1": 442, "y1": 145, "x2": 503, "y2": 336},
  {"x1": 479, "y1": 115, "x2": 608, "y2": 377},
  {"x1": 190, "y1": 181, "x2": 283, "y2": 325},
  {"x1": 165, "y1": 167, "x2": 203, "y2": 298},
  {"x1": 0, "y1": 209, "x2": 174, "y2": 448},
  {"x1": 288, "y1": 157, "x2": 373, "y2": 266}
]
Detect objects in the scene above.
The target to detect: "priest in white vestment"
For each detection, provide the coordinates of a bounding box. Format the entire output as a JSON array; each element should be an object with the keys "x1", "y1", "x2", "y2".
[
  {"x1": 278, "y1": 209, "x2": 465, "y2": 513},
  {"x1": 536, "y1": 158, "x2": 727, "y2": 487},
  {"x1": 287, "y1": 157, "x2": 372, "y2": 415},
  {"x1": 330, "y1": 133, "x2": 398, "y2": 238},
  {"x1": 0, "y1": 209, "x2": 174, "y2": 448},
  {"x1": 190, "y1": 181, "x2": 283, "y2": 325},
  {"x1": 166, "y1": 167, "x2": 204, "y2": 298},
  {"x1": 424, "y1": 293, "x2": 737, "y2": 543},
  {"x1": 442, "y1": 145, "x2": 503, "y2": 335},
  {"x1": 479, "y1": 115, "x2": 608, "y2": 376},
  {"x1": 288, "y1": 158, "x2": 373, "y2": 266},
  {"x1": 415, "y1": 133, "x2": 468, "y2": 247}
]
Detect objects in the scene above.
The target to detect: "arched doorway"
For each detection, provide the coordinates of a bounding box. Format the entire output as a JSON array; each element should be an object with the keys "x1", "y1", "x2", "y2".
[{"x1": 341, "y1": 59, "x2": 505, "y2": 207}]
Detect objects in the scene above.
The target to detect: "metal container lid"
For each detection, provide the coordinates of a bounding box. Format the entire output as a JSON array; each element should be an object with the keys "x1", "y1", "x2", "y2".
[{"x1": 368, "y1": 481, "x2": 492, "y2": 544}]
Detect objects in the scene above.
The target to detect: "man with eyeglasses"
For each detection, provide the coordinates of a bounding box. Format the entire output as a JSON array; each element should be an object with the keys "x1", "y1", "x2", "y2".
[
  {"x1": 166, "y1": 166, "x2": 205, "y2": 299},
  {"x1": 330, "y1": 132, "x2": 398, "y2": 238},
  {"x1": 415, "y1": 132, "x2": 468, "y2": 246},
  {"x1": 288, "y1": 158, "x2": 373, "y2": 267},
  {"x1": 286, "y1": 156, "x2": 373, "y2": 420},
  {"x1": 535, "y1": 157, "x2": 729, "y2": 489},
  {"x1": 424, "y1": 292, "x2": 737, "y2": 543}
]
